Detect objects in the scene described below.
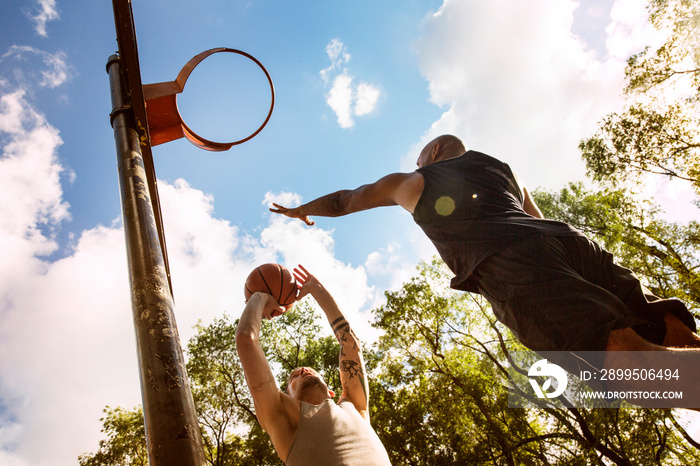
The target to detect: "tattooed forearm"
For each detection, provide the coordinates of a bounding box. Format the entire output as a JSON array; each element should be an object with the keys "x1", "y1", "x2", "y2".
[
  {"x1": 331, "y1": 318, "x2": 359, "y2": 350},
  {"x1": 331, "y1": 316, "x2": 369, "y2": 401},
  {"x1": 330, "y1": 316, "x2": 349, "y2": 336},
  {"x1": 340, "y1": 359, "x2": 368, "y2": 401},
  {"x1": 340, "y1": 359, "x2": 362, "y2": 379}
]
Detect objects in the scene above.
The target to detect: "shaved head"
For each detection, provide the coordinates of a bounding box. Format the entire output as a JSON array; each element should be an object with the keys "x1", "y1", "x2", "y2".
[{"x1": 417, "y1": 134, "x2": 467, "y2": 168}]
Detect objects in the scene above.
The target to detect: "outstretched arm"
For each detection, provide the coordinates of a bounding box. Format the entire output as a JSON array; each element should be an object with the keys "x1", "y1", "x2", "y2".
[
  {"x1": 236, "y1": 293, "x2": 300, "y2": 456},
  {"x1": 270, "y1": 172, "x2": 423, "y2": 225},
  {"x1": 293, "y1": 265, "x2": 371, "y2": 420}
]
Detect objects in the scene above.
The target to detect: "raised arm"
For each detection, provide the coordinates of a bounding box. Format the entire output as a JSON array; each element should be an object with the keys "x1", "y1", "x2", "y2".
[
  {"x1": 270, "y1": 171, "x2": 423, "y2": 226},
  {"x1": 522, "y1": 186, "x2": 544, "y2": 218},
  {"x1": 236, "y1": 292, "x2": 300, "y2": 457},
  {"x1": 513, "y1": 171, "x2": 544, "y2": 219},
  {"x1": 293, "y1": 265, "x2": 371, "y2": 420}
]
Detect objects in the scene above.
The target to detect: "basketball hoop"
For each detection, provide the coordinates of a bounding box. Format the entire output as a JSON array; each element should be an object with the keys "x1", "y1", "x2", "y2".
[{"x1": 142, "y1": 47, "x2": 275, "y2": 151}]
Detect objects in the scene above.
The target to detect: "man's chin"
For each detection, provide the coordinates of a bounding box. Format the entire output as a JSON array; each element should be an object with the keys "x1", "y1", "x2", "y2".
[{"x1": 298, "y1": 378, "x2": 328, "y2": 398}]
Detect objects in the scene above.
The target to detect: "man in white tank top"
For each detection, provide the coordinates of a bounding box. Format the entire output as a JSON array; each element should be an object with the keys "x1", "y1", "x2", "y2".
[{"x1": 237, "y1": 265, "x2": 391, "y2": 465}]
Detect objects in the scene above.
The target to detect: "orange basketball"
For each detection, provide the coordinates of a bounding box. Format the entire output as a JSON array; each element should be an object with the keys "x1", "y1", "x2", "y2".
[{"x1": 244, "y1": 263, "x2": 298, "y2": 308}]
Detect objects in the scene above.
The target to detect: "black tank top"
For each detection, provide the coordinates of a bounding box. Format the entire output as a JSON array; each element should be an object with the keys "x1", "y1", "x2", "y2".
[{"x1": 413, "y1": 151, "x2": 582, "y2": 292}]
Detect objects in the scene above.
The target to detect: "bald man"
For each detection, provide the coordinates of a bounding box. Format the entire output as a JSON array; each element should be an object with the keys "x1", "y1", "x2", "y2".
[{"x1": 271, "y1": 135, "x2": 700, "y2": 407}]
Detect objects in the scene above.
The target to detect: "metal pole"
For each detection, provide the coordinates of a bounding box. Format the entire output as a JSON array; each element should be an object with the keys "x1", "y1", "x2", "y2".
[
  {"x1": 107, "y1": 55, "x2": 206, "y2": 466},
  {"x1": 111, "y1": 0, "x2": 174, "y2": 295}
]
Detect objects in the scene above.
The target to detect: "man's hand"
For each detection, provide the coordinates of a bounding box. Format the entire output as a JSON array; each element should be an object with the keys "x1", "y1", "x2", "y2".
[
  {"x1": 293, "y1": 264, "x2": 321, "y2": 300},
  {"x1": 247, "y1": 291, "x2": 286, "y2": 319},
  {"x1": 269, "y1": 203, "x2": 315, "y2": 226}
]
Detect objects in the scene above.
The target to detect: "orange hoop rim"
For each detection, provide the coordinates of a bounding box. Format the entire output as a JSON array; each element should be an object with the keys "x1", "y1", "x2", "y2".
[{"x1": 175, "y1": 47, "x2": 275, "y2": 150}]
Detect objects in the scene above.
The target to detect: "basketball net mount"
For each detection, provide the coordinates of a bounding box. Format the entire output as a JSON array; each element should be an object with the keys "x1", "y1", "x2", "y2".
[{"x1": 143, "y1": 47, "x2": 275, "y2": 151}]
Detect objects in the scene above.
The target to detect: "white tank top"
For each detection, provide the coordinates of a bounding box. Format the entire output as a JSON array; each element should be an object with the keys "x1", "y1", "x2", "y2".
[{"x1": 285, "y1": 399, "x2": 391, "y2": 465}]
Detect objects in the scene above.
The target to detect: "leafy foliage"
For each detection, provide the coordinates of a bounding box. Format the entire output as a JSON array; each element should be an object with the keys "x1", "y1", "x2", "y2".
[
  {"x1": 533, "y1": 183, "x2": 700, "y2": 315},
  {"x1": 186, "y1": 313, "x2": 275, "y2": 465},
  {"x1": 78, "y1": 406, "x2": 147, "y2": 466},
  {"x1": 629, "y1": 0, "x2": 700, "y2": 97},
  {"x1": 370, "y1": 259, "x2": 700, "y2": 465},
  {"x1": 80, "y1": 259, "x2": 700, "y2": 464},
  {"x1": 80, "y1": 4, "x2": 700, "y2": 461},
  {"x1": 579, "y1": 0, "x2": 700, "y2": 194}
]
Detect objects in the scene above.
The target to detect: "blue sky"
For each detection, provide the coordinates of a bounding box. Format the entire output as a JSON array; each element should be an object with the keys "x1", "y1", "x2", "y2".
[{"x1": 2, "y1": 0, "x2": 700, "y2": 464}]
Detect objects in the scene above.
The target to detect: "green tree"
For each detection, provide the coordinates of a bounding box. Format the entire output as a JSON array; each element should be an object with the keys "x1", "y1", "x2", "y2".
[
  {"x1": 78, "y1": 406, "x2": 148, "y2": 466},
  {"x1": 81, "y1": 257, "x2": 700, "y2": 464},
  {"x1": 368, "y1": 258, "x2": 700, "y2": 465},
  {"x1": 186, "y1": 313, "x2": 276, "y2": 465},
  {"x1": 580, "y1": 0, "x2": 700, "y2": 194},
  {"x1": 533, "y1": 182, "x2": 700, "y2": 315},
  {"x1": 79, "y1": 301, "x2": 341, "y2": 465},
  {"x1": 186, "y1": 301, "x2": 343, "y2": 465}
]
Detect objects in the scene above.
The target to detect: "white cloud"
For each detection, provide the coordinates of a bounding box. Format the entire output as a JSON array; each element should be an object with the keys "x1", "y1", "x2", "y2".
[
  {"x1": 0, "y1": 87, "x2": 388, "y2": 464},
  {"x1": 38, "y1": 50, "x2": 70, "y2": 88},
  {"x1": 320, "y1": 38, "x2": 351, "y2": 84},
  {"x1": 0, "y1": 90, "x2": 67, "y2": 309},
  {"x1": 1, "y1": 46, "x2": 73, "y2": 90},
  {"x1": 320, "y1": 39, "x2": 381, "y2": 129},
  {"x1": 0, "y1": 173, "x2": 388, "y2": 465},
  {"x1": 327, "y1": 73, "x2": 355, "y2": 129},
  {"x1": 354, "y1": 82, "x2": 381, "y2": 116},
  {"x1": 29, "y1": 0, "x2": 59, "y2": 37},
  {"x1": 0, "y1": 224, "x2": 136, "y2": 466},
  {"x1": 262, "y1": 190, "x2": 302, "y2": 209},
  {"x1": 606, "y1": 0, "x2": 665, "y2": 60},
  {"x1": 0, "y1": 51, "x2": 79, "y2": 463},
  {"x1": 0, "y1": 53, "x2": 135, "y2": 463},
  {"x1": 363, "y1": 241, "x2": 418, "y2": 296},
  {"x1": 0, "y1": 90, "x2": 68, "y2": 230},
  {"x1": 410, "y1": 0, "x2": 652, "y2": 190}
]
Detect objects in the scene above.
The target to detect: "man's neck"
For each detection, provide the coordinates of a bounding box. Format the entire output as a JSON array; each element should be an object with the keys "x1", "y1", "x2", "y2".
[
  {"x1": 300, "y1": 394, "x2": 332, "y2": 405},
  {"x1": 440, "y1": 150, "x2": 467, "y2": 163}
]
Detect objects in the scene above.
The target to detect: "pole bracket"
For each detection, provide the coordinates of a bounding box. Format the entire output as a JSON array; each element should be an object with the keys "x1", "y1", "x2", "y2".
[{"x1": 109, "y1": 104, "x2": 133, "y2": 127}]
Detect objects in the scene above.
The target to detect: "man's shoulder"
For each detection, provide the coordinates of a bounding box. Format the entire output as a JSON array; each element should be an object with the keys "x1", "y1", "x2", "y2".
[
  {"x1": 336, "y1": 397, "x2": 361, "y2": 412},
  {"x1": 336, "y1": 398, "x2": 368, "y2": 417},
  {"x1": 372, "y1": 171, "x2": 424, "y2": 214},
  {"x1": 463, "y1": 150, "x2": 503, "y2": 164}
]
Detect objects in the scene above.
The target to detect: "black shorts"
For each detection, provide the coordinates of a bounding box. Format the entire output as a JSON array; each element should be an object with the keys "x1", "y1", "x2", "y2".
[{"x1": 473, "y1": 235, "x2": 696, "y2": 355}]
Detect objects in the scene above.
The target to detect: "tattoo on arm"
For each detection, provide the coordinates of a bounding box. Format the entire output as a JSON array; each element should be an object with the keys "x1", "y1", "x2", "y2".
[
  {"x1": 331, "y1": 317, "x2": 349, "y2": 356},
  {"x1": 340, "y1": 359, "x2": 361, "y2": 379},
  {"x1": 331, "y1": 317, "x2": 369, "y2": 402},
  {"x1": 340, "y1": 358, "x2": 368, "y2": 401},
  {"x1": 330, "y1": 318, "x2": 358, "y2": 350},
  {"x1": 330, "y1": 316, "x2": 349, "y2": 335}
]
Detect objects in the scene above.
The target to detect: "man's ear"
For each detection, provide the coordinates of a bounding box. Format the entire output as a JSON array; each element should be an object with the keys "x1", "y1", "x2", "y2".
[
  {"x1": 328, "y1": 389, "x2": 336, "y2": 399},
  {"x1": 431, "y1": 142, "x2": 440, "y2": 161}
]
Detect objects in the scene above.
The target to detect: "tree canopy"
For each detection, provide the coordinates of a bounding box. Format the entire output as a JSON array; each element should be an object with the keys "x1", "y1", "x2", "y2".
[
  {"x1": 80, "y1": 1, "x2": 700, "y2": 464},
  {"x1": 579, "y1": 0, "x2": 700, "y2": 194},
  {"x1": 80, "y1": 256, "x2": 700, "y2": 465}
]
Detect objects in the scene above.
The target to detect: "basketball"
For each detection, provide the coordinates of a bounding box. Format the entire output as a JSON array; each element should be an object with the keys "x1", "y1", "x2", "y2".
[{"x1": 244, "y1": 263, "x2": 298, "y2": 308}]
